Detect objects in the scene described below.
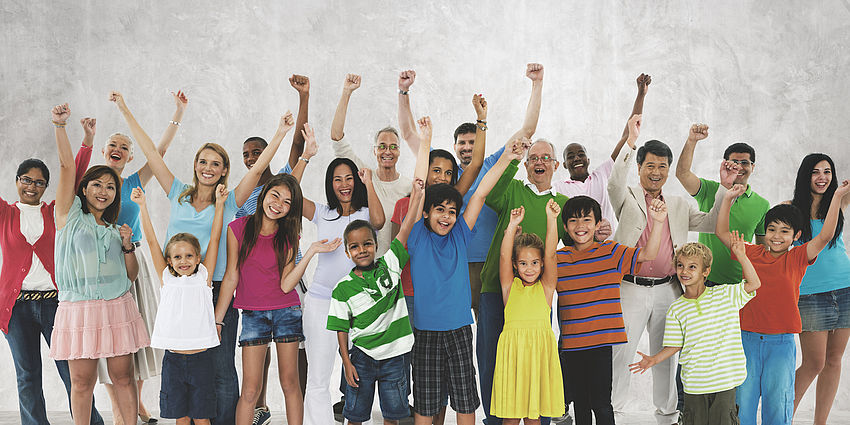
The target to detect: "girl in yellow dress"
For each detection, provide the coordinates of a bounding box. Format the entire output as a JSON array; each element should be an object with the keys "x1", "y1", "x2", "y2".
[{"x1": 491, "y1": 200, "x2": 565, "y2": 424}]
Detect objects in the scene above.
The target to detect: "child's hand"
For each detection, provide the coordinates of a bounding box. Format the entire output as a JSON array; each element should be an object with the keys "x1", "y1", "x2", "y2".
[
  {"x1": 417, "y1": 116, "x2": 432, "y2": 140},
  {"x1": 119, "y1": 224, "x2": 133, "y2": 251},
  {"x1": 647, "y1": 199, "x2": 667, "y2": 223},
  {"x1": 725, "y1": 183, "x2": 746, "y2": 201},
  {"x1": 344, "y1": 74, "x2": 361, "y2": 93},
  {"x1": 301, "y1": 123, "x2": 318, "y2": 160},
  {"x1": 411, "y1": 177, "x2": 425, "y2": 197},
  {"x1": 216, "y1": 323, "x2": 222, "y2": 341},
  {"x1": 358, "y1": 168, "x2": 372, "y2": 185},
  {"x1": 507, "y1": 206, "x2": 525, "y2": 229},
  {"x1": 545, "y1": 199, "x2": 561, "y2": 219},
  {"x1": 214, "y1": 184, "x2": 228, "y2": 206},
  {"x1": 343, "y1": 360, "x2": 360, "y2": 388},
  {"x1": 835, "y1": 179, "x2": 850, "y2": 198},
  {"x1": 130, "y1": 187, "x2": 146, "y2": 206},
  {"x1": 626, "y1": 114, "x2": 642, "y2": 149},
  {"x1": 594, "y1": 218, "x2": 612, "y2": 242},
  {"x1": 628, "y1": 351, "x2": 657, "y2": 374},
  {"x1": 730, "y1": 230, "x2": 746, "y2": 258},
  {"x1": 311, "y1": 238, "x2": 342, "y2": 253}
]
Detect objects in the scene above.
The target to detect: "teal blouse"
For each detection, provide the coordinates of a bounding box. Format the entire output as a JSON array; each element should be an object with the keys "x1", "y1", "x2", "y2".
[{"x1": 54, "y1": 197, "x2": 132, "y2": 302}]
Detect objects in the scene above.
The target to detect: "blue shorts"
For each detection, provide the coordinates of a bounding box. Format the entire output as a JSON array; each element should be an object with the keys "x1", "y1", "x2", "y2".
[
  {"x1": 160, "y1": 349, "x2": 216, "y2": 419},
  {"x1": 343, "y1": 347, "x2": 411, "y2": 422},
  {"x1": 239, "y1": 305, "x2": 305, "y2": 346},
  {"x1": 798, "y1": 286, "x2": 850, "y2": 331}
]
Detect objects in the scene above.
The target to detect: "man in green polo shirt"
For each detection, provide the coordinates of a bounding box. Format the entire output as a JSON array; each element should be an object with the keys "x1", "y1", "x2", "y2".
[{"x1": 675, "y1": 123, "x2": 770, "y2": 285}]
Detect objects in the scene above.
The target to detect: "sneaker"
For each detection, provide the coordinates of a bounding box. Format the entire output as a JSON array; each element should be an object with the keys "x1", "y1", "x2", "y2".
[
  {"x1": 552, "y1": 412, "x2": 573, "y2": 424},
  {"x1": 252, "y1": 406, "x2": 271, "y2": 425},
  {"x1": 333, "y1": 399, "x2": 345, "y2": 423}
]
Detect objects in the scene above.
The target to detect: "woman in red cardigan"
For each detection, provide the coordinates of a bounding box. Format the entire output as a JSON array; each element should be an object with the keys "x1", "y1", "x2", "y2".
[{"x1": 0, "y1": 119, "x2": 104, "y2": 425}]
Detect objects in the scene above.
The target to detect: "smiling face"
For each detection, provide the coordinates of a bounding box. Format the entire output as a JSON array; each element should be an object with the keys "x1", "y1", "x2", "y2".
[
  {"x1": 564, "y1": 143, "x2": 590, "y2": 181},
  {"x1": 810, "y1": 160, "x2": 832, "y2": 195},
  {"x1": 82, "y1": 173, "x2": 117, "y2": 213},
  {"x1": 262, "y1": 184, "x2": 292, "y2": 221},
  {"x1": 167, "y1": 241, "x2": 201, "y2": 276},
  {"x1": 565, "y1": 210, "x2": 601, "y2": 249},
  {"x1": 638, "y1": 152, "x2": 670, "y2": 196},
  {"x1": 423, "y1": 199, "x2": 458, "y2": 236},
  {"x1": 345, "y1": 227, "x2": 377, "y2": 268},
  {"x1": 195, "y1": 148, "x2": 228, "y2": 187},
  {"x1": 675, "y1": 255, "x2": 710, "y2": 289},
  {"x1": 16, "y1": 168, "x2": 48, "y2": 205},
  {"x1": 514, "y1": 246, "x2": 543, "y2": 284},
  {"x1": 427, "y1": 157, "x2": 454, "y2": 186},
  {"x1": 727, "y1": 152, "x2": 754, "y2": 185},
  {"x1": 242, "y1": 140, "x2": 266, "y2": 170},
  {"x1": 102, "y1": 134, "x2": 133, "y2": 170},
  {"x1": 524, "y1": 141, "x2": 559, "y2": 189},
  {"x1": 374, "y1": 131, "x2": 401, "y2": 170},
  {"x1": 453, "y1": 132, "x2": 476, "y2": 167},
  {"x1": 764, "y1": 220, "x2": 801, "y2": 254},
  {"x1": 332, "y1": 163, "x2": 355, "y2": 204}
]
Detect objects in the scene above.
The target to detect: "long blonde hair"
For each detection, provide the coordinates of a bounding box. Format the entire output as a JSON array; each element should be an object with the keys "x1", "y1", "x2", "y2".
[{"x1": 179, "y1": 143, "x2": 230, "y2": 204}]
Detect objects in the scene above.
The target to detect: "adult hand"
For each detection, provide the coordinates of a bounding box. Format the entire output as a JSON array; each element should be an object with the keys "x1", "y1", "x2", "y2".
[
  {"x1": 835, "y1": 180, "x2": 850, "y2": 198},
  {"x1": 626, "y1": 114, "x2": 642, "y2": 149},
  {"x1": 108, "y1": 91, "x2": 126, "y2": 108},
  {"x1": 344, "y1": 74, "x2": 361, "y2": 93},
  {"x1": 172, "y1": 90, "x2": 188, "y2": 111},
  {"x1": 398, "y1": 70, "x2": 415, "y2": 91},
  {"x1": 358, "y1": 168, "x2": 372, "y2": 185},
  {"x1": 278, "y1": 111, "x2": 295, "y2": 134},
  {"x1": 637, "y1": 73, "x2": 651, "y2": 95},
  {"x1": 594, "y1": 218, "x2": 612, "y2": 242},
  {"x1": 119, "y1": 224, "x2": 134, "y2": 251},
  {"x1": 301, "y1": 123, "x2": 318, "y2": 160},
  {"x1": 51, "y1": 103, "x2": 70, "y2": 124},
  {"x1": 719, "y1": 160, "x2": 741, "y2": 189},
  {"x1": 311, "y1": 238, "x2": 342, "y2": 253},
  {"x1": 80, "y1": 117, "x2": 96, "y2": 138},
  {"x1": 472, "y1": 94, "x2": 487, "y2": 120},
  {"x1": 289, "y1": 74, "x2": 310, "y2": 94},
  {"x1": 688, "y1": 123, "x2": 709, "y2": 143},
  {"x1": 505, "y1": 137, "x2": 531, "y2": 161},
  {"x1": 526, "y1": 63, "x2": 544, "y2": 82},
  {"x1": 130, "y1": 187, "x2": 146, "y2": 206}
]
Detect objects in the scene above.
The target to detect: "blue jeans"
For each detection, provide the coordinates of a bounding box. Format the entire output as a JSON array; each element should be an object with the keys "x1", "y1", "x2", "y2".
[
  {"x1": 736, "y1": 331, "x2": 795, "y2": 425},
  {"x1": 477, "y1": 292, "x2": 550, "y2": 424},
  {"x1": 343, "y1": 348, "x2": 411, "y2": 422},
  {"x1": 211, "y1": 283, "x2": 239, "y2": 425},
  {"x1": 3, "y1": 296, "x2": 103, "y2": 425}
]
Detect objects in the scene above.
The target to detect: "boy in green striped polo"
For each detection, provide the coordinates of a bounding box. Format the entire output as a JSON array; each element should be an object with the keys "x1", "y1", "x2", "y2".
[
  {"x1": 629, "y1": 237, "x2": 761, "y2": 425},
  {"x1": 326, "y1": 179, "x2": 423, "y2": 425}
]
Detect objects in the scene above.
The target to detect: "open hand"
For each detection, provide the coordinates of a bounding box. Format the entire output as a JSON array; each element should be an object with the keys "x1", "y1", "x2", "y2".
[
  {"x1": 80, "y1": 117, "x2": 96, "y2": 137},
  {"x1": 688, "y1": 123, "x2": 709, "y2": 142},
  {"x1": 311, "y1": 238, "x2": 342, "y2": 253},
  {"x1": 172, "y1": 90, "x2": 188, "y2": 110},
  {"x1": 301, "y1": 123, "x2": 318, "y2": 160},
  {"x1": 730, "y1": 230, "x2": 747, "y2": 259},
  {"x1": 594, "y1": 218, "x2": 612, "y2": 242},
  {"x1": 720, "y1": 161, "x2": 742, "y2": 189},
  {"x1": 289, "y1": 74, "x2": 310, "y2": 94},
  {"x1": 637, "y1": 73, "x2": 651, "y2": 95},
  {"x1": 628, "y1": 351, "x2": 656, "y2": 374},
  {"x1": 526, "y1": 63, "x2": 544, "y2": 82},
  {"x1": 648, "y1": 199, "x2": 668, "y2": 223},
  {"x1": 472, "y1": 94, "x2": 487, "y2": 120},
  {"x1": 344, "y1": 74, "x2": 361, "y2": 93},
  {"x1": 343, "y1": 361, "x2": 360, "y2": 388},
  {"x1": 417, "y1": 116, "x2": 432, "y2": 140},
  {"x1": 725, "y1": 183, "x2": 746, "y2": 202},
  {"x1": 51, "y1": 103, "x2": 70, "y2": 124},
  {"x1": 398, "y1": 70, "x2": 415, "y2": 91}
]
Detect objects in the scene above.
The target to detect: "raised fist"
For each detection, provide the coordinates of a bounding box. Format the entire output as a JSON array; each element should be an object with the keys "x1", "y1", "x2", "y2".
[
  {"x1": 289, "y1": 74, "x2": 310, "y2": 94},
  {"x1": 398, "y1": 70, "x2": 415, "y2": 91},
  {"x1": 688, "y1": 123, "x2": 709, "y2": 142},
  {"x1": 472, "y1": 94, "x2": 487, "y2": 120},
  {"x1": 51, "y1": 103, "x2": 70, "y2": 124},
  {"x1": 344, "y1": 74, "x2": 361, "y2": 92},
  {"x1": 80, "y1": 117, "x2": 96, "y2": 137},
  {"x1": 526, "y1": 63, "x2": 544, "y2": 82},
  {"x1": 637, "y1": 73, "x2": 651, "y2": 94}
]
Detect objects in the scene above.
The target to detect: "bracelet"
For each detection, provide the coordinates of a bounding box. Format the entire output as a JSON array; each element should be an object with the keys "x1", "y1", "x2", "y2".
[
  {"x1": 399, "y1": 89, "x2": 409, "y2": 95},
  {"x1": 169, "y1": 120, "x2": 180, "y2": 126},
  {"x1": 476, "y1": 119, "x2": 487, "y2": 124},
  {"x1": 476, "y1": 123, "x2": 488, "y2": 131},
  {"x1": 216, "y1": 321, "x2": 225, "y2": 327},
  {"x1": 122, "y1": 244, "x2": 136, "y2": 254},
  {"x1": 52, "y1": 121, "x2": 66, "y2": 128},
  {"x1": 298, "y1": 156, "x2": 310, "y2": 163}
]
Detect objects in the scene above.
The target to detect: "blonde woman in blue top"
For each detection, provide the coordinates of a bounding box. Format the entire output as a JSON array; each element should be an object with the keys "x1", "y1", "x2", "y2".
[{"x1": 48, "y1": 103, "x2": 150, "y2": 425}]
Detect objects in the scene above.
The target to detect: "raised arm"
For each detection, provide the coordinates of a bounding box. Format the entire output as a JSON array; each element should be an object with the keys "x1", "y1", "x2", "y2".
[
  {"x1": 119, "y1": 224, "x2": 139, "y2": 282},
  {"x1": 636, "y1": 199, "x2": 668, "y2": 262},
  {"x1": 397, "y1": 70, "x2": 421, "y2": 154},
  {"x1": 137, "y1": 91, "x2": 188, "y2": 185},
  {"x1": 203, "y1": 184, "x2": 228, "y2": 285},
  {"x1": 292, "y1": 123, "x2": 317, "y2": 220},
  {"x1": 688, "y1": 161, "x2": 735, "y2": 233},
  {"x1": 233, "y1": 112, "x2": 295, "y2": 207},
  {"x1": 499, "y1": 207, "x2": 525, "y2": 305},
  {"x1": 730, "y1": 230, "x2": 761, "y2": 293},
  {"x1": 612, "y1": 74, "x2": 651, "y2": 160},
  {"x1": 506, "y1": 63, "x2": 544, "y2": 141},
  {"x1": 214, "y1": 228, "x2": 239, "y2": 328},
  {"x1": 360, "y1": 168, "x2": 386, "y2": 230},
  {"x1": 715, "y1": 184, "x2": 746, "y2": 249},
  {"x1": 52, "y1": 103, "x2": 76, "y2": 229},
  {"x1": 280, "y1": 238, "x2": 342, "y2": 293},
  {"x1": 608, "y1": 114, "x2": 642, "y2": 218},
  {"x1": 455, "y1": 94, "x2": 487, "y2": 196},
  {"x1": 675, "y1": 124, "x2": 709, "y2": 196},
  {"x1": 74, "y1": 117, "x2": 96, "y2": 188},
  {"x1": 331, "y1": 74, "x2": 360, "y2": 142},
  {"x1": 130, "y1": 188, "x2": 167, "y2": 278},
  {"x1": 542, "y1": 200, "x2": 560, "y2": 304},
  {"x1": 110, "y1": 91, "x2": 175, "y2": 194},
  {"x1": 396, "y1": 178, "x2": 424, "y2": 246},
  {"x1": 464, "y1": 137, "x2": 527, "y2": 229},
  {"x1": 807, "y1": 180, "x2": 850, "y2": 261},
  {"x1": 288, "y1": 75, "x2": 310, "y2": 168}
]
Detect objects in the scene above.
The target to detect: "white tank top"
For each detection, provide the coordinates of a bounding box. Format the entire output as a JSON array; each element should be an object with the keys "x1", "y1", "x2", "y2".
[{"x1": 150, "y1": 263, "x2": 220, "y2": 350}]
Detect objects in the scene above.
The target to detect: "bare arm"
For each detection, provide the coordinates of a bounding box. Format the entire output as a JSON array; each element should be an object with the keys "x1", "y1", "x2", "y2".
[
  {"x1": 338, "y1": 331, "x2": 360, "y2": 387},
  {"x1": 499, "y1": 207, "x2": 525, "y2": 305},
  {"x1": 214, "y1": 229, "x2": 239, "y2": 323},
  {"x1": 464, "y1": 139, "x2": 527, "y2": 229},
  {"x1": 138, "y1": 91, "x2": 188, "y2": 185},
  {"x1": 715, "y1": 185, "x2": 746, "y2": 250},
  {"x1": 292, "y1": 123, "x2": 317, "y2": 220},
  {"x1": 361, "y1": 169, "x2": 386, "y2": 230},
  {"x1": 203, "y1": 185, "x2": 228, "y2": 285},
  {"x1": 729, "y1": 230, "x2": 761, "y2": 293},
  {"x1": 118, "y1": 224, "x2": 139, "y2": 281},
  {"x1": 331, "y1": 74, "x2": 360, "y2": 141},
  {"x1": 612, "y1": 74, "x2": 650, "y2": 160},
  {"x1": 130, "y1": 189, "x2": 167, "y2": 278},
  {"x1": 542, "y1": 200, "x2": 560, "y2": 305},
  {"x1": 629, "y1": 347, "x2": 682, "y2": 374},
  {"x1": 75, "y1": 118, "x2": 96, "y2": 192},
  {"x1": 280, "y1": 238, "x2": 342, "y2": 293},
  {"x1": 396, "y1": 179, "x2": 424, "y2": 246},
  {"x1": 455, "y1": 95, "x2": 488, "y2": 196},
  {"x1": 636, "y1": 199, "x2": 668, "y2": 262},
  {"x1": 52, "y1": 104, "x2": 75, "y2": 229},
  {"x1": 397, "y1": 70, "x2": 421, "y2": 154},
  {"x1": 675, "y1": 124, "x2": 709, "y2": 196},
  {"x1": 506, "y1": 63, "x2": 544, "y2": 141},
  {"x1": 288, "y1": 75, "x2": 310, "y2": 168},
  {"x1": 233, "y1": 112, "x2": 295, "y2": 207},
  {"x1": 807, "y1": 180, "x2": 850, "y2": 261},
  {"x1": 608, "y1": 115, "x2": 642, "y2": 220}
]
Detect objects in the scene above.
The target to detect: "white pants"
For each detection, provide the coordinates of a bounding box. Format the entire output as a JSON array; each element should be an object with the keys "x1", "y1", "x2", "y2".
[
  {"x1": 611, "y1": 280, "x2": 681, "y2": 425},
  {"x1": 303, "y1": 293, "x2": 338, "y2": 425}
]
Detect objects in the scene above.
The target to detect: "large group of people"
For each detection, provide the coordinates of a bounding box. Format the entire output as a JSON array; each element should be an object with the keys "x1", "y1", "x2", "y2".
[{"x1": 1, "y1": 63, "x2": 849, "y2": 425}]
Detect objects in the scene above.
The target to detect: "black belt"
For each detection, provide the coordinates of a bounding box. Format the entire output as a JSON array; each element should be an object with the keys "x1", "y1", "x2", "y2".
[
  {"x1": 17, "y1": 290, "x2": 58, "y2": 301},
  {"x1": 134, "y1": 241, "x2": 142, "y2": 247},
  {"x1": 623, "y1": 274, "x2": 673, "y2": 287}
]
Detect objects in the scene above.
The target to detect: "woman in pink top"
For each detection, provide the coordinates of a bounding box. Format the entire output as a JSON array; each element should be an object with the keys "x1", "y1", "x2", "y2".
[{"x1": 214, "y1": 170, "x2": 340, "y2": 425}]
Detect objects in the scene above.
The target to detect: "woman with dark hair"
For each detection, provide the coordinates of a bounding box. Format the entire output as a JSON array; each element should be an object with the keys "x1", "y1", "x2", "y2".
[
  {"x1": 48, "y1": 103, "x2": 150, "y2": 425},
  {"x1": 790, "y1": 153, "x2": 850, "y2": 424},
  {"x1": 1, "y1": 121, "x2": 105, "y2": 425},
  {"x1": 291, "y1": 124, "x2": 385, "y2": 425}
]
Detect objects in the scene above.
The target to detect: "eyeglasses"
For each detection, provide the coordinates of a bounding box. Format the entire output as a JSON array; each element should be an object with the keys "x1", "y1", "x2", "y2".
[
  {"x1": 728, "y1": 159, "x2": 753, "y2": 166},
  {"x1": 376, "y1": 144, "x2": 400, "y2": 152},
  {"x1": 17, "y1": 176, "x2": 47, "y2": 188},
  {"x1": 527, "y1": 155, "x2": 553, "y2": 164}
]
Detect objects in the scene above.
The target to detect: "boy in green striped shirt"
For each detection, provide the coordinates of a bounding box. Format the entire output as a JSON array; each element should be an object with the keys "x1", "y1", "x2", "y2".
[
  {"x1": 326, "y1": 179, "x2": 423, "y2": 425},
  {"x1": 629, "y1": 235, "x2": 760, "y2": 425}
]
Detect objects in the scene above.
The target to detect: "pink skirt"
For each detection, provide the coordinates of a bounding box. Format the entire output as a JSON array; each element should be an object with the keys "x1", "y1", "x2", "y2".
[{"x1": 50, "y1": 292, "x2": 151, "y2": 360}]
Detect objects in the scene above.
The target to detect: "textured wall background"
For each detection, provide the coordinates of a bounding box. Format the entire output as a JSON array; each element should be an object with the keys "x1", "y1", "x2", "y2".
[{"x1": 1, "y1": 0, "x2": 849, "y2": 419}]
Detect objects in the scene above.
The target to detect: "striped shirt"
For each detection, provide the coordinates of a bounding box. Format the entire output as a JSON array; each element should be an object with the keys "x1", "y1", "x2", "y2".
[
  {"x1": 555, "y1": 241, "x2": 640, "y2": 351},
  {"x1": 327, "y1": 239, "x2": 414, "y2": 360},
  {"x1": 663, "y1": 281, "x2": 755, "y2": 394}
]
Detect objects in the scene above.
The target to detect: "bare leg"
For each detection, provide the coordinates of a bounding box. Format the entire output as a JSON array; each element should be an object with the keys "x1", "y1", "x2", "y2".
[
  {"x1": 813, "y1": 328, "x2": 850, "y2": 425},
  {"x1": 524, "y1": 417, "x2": 541, "y2": 425},
  {"x1": 68, "y1": 359, "x2": 99, "y2": 425},
  {"x1": 456, "y1": 412, "x2": 475, "y2": 425},
  {"x1": 433, "y1": 406, "x2": 447, "y2": 425},
  {"x1": 383, "y1": 419, "x2": 399, "y2": 425},
  {"x1": 298, "y1": 348, "x2": 308, "y2": 400},
  {"x1": 795, "y1": 331, "x2": 828, "y2": 413},
  {"x1": 106, "y1": 354, "x2": 138, "y2": 425},
  {"x1": 176, "y1": 417, "x2": 191, "y2": 425},
  {"x1": 277, "y1": 341, "x2": 304, "y2": 425},
  {"x1": 236, "y1": 345, "x2": 268, "y2": 425},
  {"x1": 193, "y1": 419, "x2": 211, "y2": 425},
  {"x1": 501, "y1": 419, "x2": 520, "y2": 425},
  {"x1": 103, "y1": 383, "x2": 124, "y2": 425},
  {"x1": 137, "y1": 379, "x2": 152, "y2": 421},
  {"x1": 256, "y1": 346, "x2": 271, "y2": 409}
]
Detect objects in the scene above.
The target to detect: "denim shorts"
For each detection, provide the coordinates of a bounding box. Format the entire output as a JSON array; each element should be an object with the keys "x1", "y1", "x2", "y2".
[
  {"x1": 798, "y1": 286, "x2": 850, "y2": 331},
  {"x1": 160, "y1": 349, "x2": 216, "y2": 419},
  {"x1": 343, "y1": 347, "x2": 411, "y2": 422},
  {"x1": 239, "y1": 305, "x2": 305, "y2": 346}
]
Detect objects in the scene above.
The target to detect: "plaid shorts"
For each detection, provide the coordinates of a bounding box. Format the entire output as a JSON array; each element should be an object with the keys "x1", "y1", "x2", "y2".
[{"x1": 412, "y1": 325, "x2": 480, "y2": 416}]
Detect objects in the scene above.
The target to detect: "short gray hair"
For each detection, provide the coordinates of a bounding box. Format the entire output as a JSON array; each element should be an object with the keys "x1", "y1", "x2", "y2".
[
  {"x1": 374, "y1": 126, "x2": 400, "y2": 145},
  {"x1": 527, "y1": 138, "x2": 556, "y2": 160}
]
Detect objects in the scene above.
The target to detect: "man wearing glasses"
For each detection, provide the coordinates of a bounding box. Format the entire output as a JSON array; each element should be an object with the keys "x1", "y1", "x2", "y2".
[{"x1": 675, "y1": 124, "x2": 770, "y2": 286}]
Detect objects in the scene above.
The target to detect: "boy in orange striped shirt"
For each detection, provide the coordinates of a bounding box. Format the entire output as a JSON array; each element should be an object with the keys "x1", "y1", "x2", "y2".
[{"x1": 555, "y1": 195, "x2": 667, "y2": 425}]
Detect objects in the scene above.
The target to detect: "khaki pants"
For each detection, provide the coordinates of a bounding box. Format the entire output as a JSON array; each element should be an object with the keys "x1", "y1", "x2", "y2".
[{"x1": 683, "y1": 388, "x2": 739, "y2": 425}]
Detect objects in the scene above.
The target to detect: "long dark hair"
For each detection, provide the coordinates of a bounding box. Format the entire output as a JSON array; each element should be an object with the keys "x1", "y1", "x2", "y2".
[
  {"x1": 791, "y1": 153, "x2": 844, "y2": 248},
  {"x1": 237, "y1": 174, "x2": 303, "y2": 276},
  {"x1": 325, "y1": 158, "x2": 368, "y2": 220},
  {"x1": 429, "y1": 149, "x2": 459, "y2": 186},
  {"x1": 77, "y1": 165, "x2": 122, "y2": 224}
]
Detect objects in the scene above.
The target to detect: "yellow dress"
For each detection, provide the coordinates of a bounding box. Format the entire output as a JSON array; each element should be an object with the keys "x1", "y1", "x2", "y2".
[{"x1": 491, "y1": 278, "x2": 565, "y2": 419}]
